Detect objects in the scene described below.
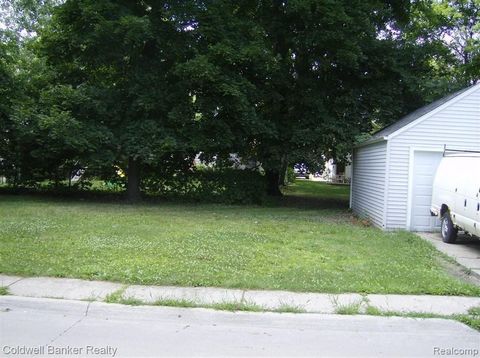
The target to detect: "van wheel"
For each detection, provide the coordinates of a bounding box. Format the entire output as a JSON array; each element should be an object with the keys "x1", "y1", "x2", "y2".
[{"x1": 441, "y1": 212, "x2": 457, "y2": 244}]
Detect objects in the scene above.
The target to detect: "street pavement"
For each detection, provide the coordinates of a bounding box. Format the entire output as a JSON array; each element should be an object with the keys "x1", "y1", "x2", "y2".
[{"x1": 1, "y1": 296, "x2": 479, "y2": 357}]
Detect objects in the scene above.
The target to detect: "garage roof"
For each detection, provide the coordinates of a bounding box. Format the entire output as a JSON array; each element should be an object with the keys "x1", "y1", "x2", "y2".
[{"x1": 358, "y1": 85, "x2": 474, "y2": 147}]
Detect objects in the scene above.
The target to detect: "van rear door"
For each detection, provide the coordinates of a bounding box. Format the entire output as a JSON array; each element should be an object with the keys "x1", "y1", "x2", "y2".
[
  {"x1": 459, "y1": 158, "x2": 480, "y2": 235},
  {"x1": 471, "y1": 177, "x2": 480, "y2": 237}
]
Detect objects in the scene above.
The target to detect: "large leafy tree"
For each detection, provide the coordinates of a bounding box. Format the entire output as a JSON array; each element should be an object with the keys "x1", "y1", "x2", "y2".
[
  {"x1": 405, "y1": 0, "x2": 479, "y2": 92},
  {"x1": 1, "y1": 0, "x2": 113, "y2": 187},
  {"x1": 3, "y1": 0, "x2": 471, "y2": 198},
  {"x1": 39, "y1": 0, "x2": 195, "y2": 201},
  {"x1": 175, "y1": 1, "x2": 274, "y2": 168},
  {"x1": 253, "y1": 0, "x2": 420, "y2": 193},
  {"x1": 0, "y1": 37, "x2": 16, "y2": 180},
  {"x1": 0, "y1": 13, "x2": 24, "y2": 184},
  {"x1": 181, "y1": 0, "x2": 434, "y2": 195}
]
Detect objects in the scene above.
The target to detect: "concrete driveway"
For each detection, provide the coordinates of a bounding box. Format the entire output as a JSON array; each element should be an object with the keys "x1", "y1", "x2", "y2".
[{"x1": 418, "y1": 232, "x2": 480, "y2": 278}]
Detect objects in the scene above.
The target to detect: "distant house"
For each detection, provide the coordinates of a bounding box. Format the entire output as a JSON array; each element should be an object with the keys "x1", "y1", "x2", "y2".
[
  {"x1": 324, "y1": 159, "x2": 351, "y2": 183},
  {"x1": 350, "y1": 83, "x2": 480, "y2": 231},
  {"x1": 193, "y1": 153, "x2": 259, "y2": 170}
]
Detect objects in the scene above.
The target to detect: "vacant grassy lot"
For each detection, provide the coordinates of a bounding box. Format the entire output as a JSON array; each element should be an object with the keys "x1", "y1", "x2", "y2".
[{"x1": 1, "y1": 181, "x2": 478, "y2": 295}]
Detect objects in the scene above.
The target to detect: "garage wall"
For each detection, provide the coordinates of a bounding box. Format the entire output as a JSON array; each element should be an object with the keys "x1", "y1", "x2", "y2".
[
  {"x1": 351, "y1": 141, "x2": 387, "y2": 228},
  {"x1": 385, "y1": 86, "x2": 480, "y2": 230}
]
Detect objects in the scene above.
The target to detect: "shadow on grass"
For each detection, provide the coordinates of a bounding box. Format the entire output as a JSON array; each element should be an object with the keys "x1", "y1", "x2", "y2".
[
  {"x1": 0, "y1": 186, "x2": 126, "y2": 203},
  {"x1": 265, "y1": 195, "x2": 349, "y2": 210},
  {"x1": 0, "y1": 182, "x2": 350, "y2": 211}
]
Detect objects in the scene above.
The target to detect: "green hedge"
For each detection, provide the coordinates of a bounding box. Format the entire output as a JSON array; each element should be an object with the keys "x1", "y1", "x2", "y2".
[
  {"x1": 142, "y1": 168, "x2": 267, "y2": 204},
  {"x1": 0, "y1": 165, "x2": 268, "y2": 205}
]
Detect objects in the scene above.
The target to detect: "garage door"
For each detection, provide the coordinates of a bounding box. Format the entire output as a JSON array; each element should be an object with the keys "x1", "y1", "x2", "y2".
[{"x1": 410, "y1": 151, "x2": 443, "y2": 231}]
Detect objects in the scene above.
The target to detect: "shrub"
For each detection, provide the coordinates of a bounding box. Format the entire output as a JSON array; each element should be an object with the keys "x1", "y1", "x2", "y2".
[
  {"x1": 285, "y1": 167, "x2": 296, "y2": 184},
  {"x1": 0, "y1": 157, "x2": 268, "y2": 204},
  {"x1": 143, "y1": 168, "x2": 267, "y2": 204}
]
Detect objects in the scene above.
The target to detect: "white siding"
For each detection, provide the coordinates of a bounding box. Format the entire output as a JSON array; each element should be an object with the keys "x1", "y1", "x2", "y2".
[
  {"x1": 351, "y1": 141, "x2": 387, "y2": 228},
  {"x1": 385, "y1": 86, "x2": 480, "y2": 229}
]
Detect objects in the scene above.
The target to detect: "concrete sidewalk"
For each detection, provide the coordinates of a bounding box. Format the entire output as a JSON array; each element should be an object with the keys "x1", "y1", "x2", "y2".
[
  {"x1": 418, "y1": 232, "x2": 480, "y2": 278},
  {"x1": 1, "y1": 274, "x2": 479, "y2": 316}
]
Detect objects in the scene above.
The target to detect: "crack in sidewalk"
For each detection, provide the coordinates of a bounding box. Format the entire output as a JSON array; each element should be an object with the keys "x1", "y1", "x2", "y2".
[{"x1": 6, "y1": 277, "x2": 25, "y2": 287}]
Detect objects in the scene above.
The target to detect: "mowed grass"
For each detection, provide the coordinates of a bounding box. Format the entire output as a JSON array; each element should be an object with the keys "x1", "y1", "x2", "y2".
[
  {"x1": 0, "y1": 181, "x2": 479, "y2": 295},
  {"x1": 283, "y1": 180, "x2": 350, "y2": 200}
]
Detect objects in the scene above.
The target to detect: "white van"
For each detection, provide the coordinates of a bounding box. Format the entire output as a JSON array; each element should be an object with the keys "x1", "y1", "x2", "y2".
[{"x1": 430, "y1": 151, "x2": 480, "y2": 243}]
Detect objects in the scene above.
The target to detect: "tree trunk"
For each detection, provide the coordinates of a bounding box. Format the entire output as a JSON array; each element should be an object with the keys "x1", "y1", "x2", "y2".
[
  {"x1": 265, "y1": 169, "x2": 283, "y2": 196},
  {"x1": 278, "y1": 154, "x2": 288, "y2": 186},
  {"x1": 127, "y1": 157, "x2": 141, "y2": 202}
]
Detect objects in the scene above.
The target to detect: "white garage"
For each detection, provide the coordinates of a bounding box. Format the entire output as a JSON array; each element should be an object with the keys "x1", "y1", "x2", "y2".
[{"x1": 350, "y1": 83, "x2": 480, "y2": 231}]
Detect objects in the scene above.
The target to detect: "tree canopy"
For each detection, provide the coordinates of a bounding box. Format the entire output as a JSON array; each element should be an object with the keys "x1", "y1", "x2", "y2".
[{"x1": 1, "y1": 0, "x2": 477, "y2": 200}]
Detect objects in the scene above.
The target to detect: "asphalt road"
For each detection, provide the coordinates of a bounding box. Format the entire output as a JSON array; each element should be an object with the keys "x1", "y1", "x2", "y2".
[{"x1": 1, "y1": 296, "x2": 479, "y2": 357}]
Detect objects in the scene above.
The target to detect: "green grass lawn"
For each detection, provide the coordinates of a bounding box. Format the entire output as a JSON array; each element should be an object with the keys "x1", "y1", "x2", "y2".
[
  {"x1": 0, "y1": 181, "x2": 479, "y2": 295},
  {"x1": 282, "y1": 180, "x2": 350, "y2": 200}
]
